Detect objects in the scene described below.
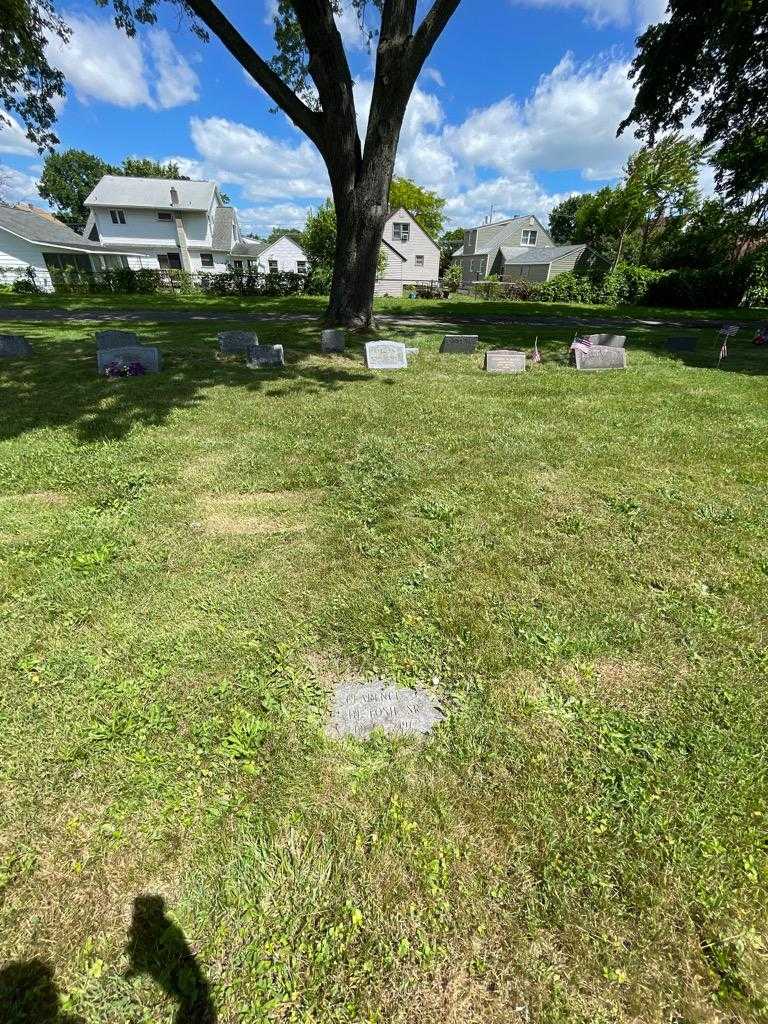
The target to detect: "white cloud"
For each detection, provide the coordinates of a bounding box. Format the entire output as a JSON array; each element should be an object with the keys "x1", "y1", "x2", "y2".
[
  {"x1": 44, "y1": 15, "x2": 198, "y2": 110},
  {"x1": 422, "y1": 67, "x2": 446, "y2": 87},
  {"x1": 237, "y1": 202, "x2": 312, "y2": 236},
  {"x1": 0, "y1": 163, "x2": 42, "y2": 204},
  {"x1": 147, "y1": 30, "x2": 200, "y2": 109},
  {"x1": 0, "y1": 114, "x2": 38, "y2": 157},
  {"x1": 509, "y1": 0, "x2": 667, "y2": 28}
]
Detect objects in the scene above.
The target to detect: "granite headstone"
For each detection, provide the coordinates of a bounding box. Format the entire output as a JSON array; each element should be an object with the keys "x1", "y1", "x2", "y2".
[
  {"x1": 219, "y1": 330, "x2": 257, "y2": 354},
  {"x1": 95, "y1": 330, "x2": 140, "y2": 351},
  {"x1": 0, "y1": 334, "x2": 33, "y2": 358},
  {"x1": 484, "y1": 349, "x2": 526, "y2": 374},
  {"x1": 327, "y1": 679, "x2": 444, "y2": 740},
  {"x1": 321, "y1": 328, "x2": 345, "y2": 353},
  {"x1": 246, "y1": 343, "x2": 285, "y2": 368},
  {"x1": 584, "y1": 333, "x2": 626, "y2": 348},
  {"x1": 97, "y1": 345, "x2": 162, "y2": 374},
  {"x1": 574, "y1": 345, "x2": 626, "y2": 370},
  {"x1": 664, "y1": 336, "x2": 698, "y2": 352},
  {"x1": 364, "y1": 340, "x2": 408, "y2": 370},
  {"x1": 440, "y1": 334, "x2": 478, "y2": 354}
]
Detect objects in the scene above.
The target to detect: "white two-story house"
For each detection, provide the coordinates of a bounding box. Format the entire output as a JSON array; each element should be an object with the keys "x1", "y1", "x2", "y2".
[
  {"x1": 452, "y1": 214, "x2": 593, "y2": 285},
  {"x1": 375, "y1": 207, "x2": 441, "y2": 296},
  {"x1": 83, "y1": 176, "x2": 241, "y2": 274},
  {"x1": 230, "y1": 234, "x2": 308, "y2": 274}
]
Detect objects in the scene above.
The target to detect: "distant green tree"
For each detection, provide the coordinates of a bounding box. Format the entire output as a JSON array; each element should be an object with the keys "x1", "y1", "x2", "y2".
[
  {"x1": 438, "y1": 227, "x2": 464, "y2": 274},
  {"x1": 389, "y1": 177, "x2": 446, "y2": 237},
  {"x1": 653, "y1": 199, "x2": 744, "y2": 270},
  {"x1": 121, "y1": 157, "x2": 186, "y2": 178},
  {"x1": 38, "y1": 149, "x2": 117, "y2": 230},
  {"x1": 302, "y1": 199, "x2": 337, "y2": 272},
  {"x1": 548, "y1": 195, "x2": 591, "y2": 244},
  {"x1": 266, "y1": 226, "x2": 304, "y2": 244}
]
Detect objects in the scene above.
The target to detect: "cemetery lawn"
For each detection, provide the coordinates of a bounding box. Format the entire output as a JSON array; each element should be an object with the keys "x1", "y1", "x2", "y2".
[{"x1": 1, "y1": 314, "x2": 767, "y2": 1024}]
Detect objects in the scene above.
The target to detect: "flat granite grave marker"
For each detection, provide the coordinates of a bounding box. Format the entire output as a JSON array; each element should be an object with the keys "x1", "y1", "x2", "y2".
[
  {"x1": 218, "y1": 330, "x2": 256, "y2": 354},
  {"x1": 0, "y1": 334, "x2": 33, "y2": 358},
  {"x1": 97, "y1": 345, "x2": 162, "y2": 374},
  {"x1": 321, "y1": 328, "x2": 345, "y2": 353},
  {"x1": 485, "y1": 349, "x2": 526, "y2": 374},
  {"x1": 574, "y1": 345, "x2": 626, "y2": 370},
  {"x1": 364, "y1": 340, "x2": 408, "y2": 370},
  {"x1": 665, "y1": 336, "x2": 698, "y2": 352},
  {"x1": 440, "y1": 334, "x2": 478, "y2": 354},
  {"x1": 95, "y1": 329, "x2": 140, "y2": 351},
  {"x1": 583, "y1": 333, "x2": 626, "y2": 348},
  {"x1": 246, "y1": 343, "x2": 284, "y2": 368},
  {"x1": 327, "y1": 680, "x2": 444, "y2": 740}
]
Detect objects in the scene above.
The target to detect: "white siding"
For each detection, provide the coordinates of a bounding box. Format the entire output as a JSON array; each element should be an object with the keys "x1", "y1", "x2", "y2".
[
  {"x1": 384, "y1": 208, "x2": 440, "y2": 284},
  {"x1": 375, "y1": 243, "x2": 404, "y2": 296},
  {"x1": 252, "y1": 236, "x2": 307, "y2": 273},
  {"x1": 0, "y1": 231, "x2": 54, "y2": 290},
  {"x1": 91, "y1": 207, "x2": 215, "y2": 250},
  {"x1": 188, "y1": 250, "x2": 230, "y2": 274}
]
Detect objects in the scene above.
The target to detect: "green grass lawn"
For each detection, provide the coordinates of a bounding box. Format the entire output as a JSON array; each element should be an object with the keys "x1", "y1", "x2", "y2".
[
  {"x1": 1, "y1": 287, "x2": 767, "y2": 325},
  {"x1": 1, "y1": 314, "x2": 767, "y2": 1023}
]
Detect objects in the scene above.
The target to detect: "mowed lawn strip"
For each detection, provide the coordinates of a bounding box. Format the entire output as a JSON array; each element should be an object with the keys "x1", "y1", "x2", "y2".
[{"x1": 1, "y1": 312, "x2": 766, "y2": 1023}]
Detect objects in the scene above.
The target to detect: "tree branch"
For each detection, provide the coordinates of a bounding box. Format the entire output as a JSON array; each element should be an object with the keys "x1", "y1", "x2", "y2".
[
  {"x1": 410, "y1": 0, "x2": 462, "y2": 69},
  {"x1": 183, "y1": 0, "x2": 323, "y2": 146}
]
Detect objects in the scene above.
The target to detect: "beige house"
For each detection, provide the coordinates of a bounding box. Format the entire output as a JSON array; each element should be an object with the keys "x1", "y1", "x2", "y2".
[
  {"x1": 452, "y1": 214, "x2": 593, "y2": 285},
  {"x1": 375, "y1": 206, "x2": 441, "y2": 296}
]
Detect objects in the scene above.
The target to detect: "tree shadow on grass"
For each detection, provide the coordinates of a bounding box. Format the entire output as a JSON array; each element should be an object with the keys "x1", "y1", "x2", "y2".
[
  {"x1": 0, "y1": 960, "x2": 84, "y2": 1024},
  {"x1": 126, "y1": 894, "x2": 216, "y2": 1024}
]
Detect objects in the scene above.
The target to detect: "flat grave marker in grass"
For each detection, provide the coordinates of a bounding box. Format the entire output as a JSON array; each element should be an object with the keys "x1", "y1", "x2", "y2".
[
  {"x1": 219, "y1": 330, "x2": 257, "y2": 354},
  {"x1": 246, "y1": 343, "x2": 285, "y2": 368},
  {"x1": 440, "y1": 334, "x2": 478, "y2": 355},
  {"x1": 364, "y1": 340, "x2": 408, "y2": 370},
  {"x1": 97, "y1": 345, "x2": 162, "y2": 375},
  {"x1": 573, "y1": 345, "x2": 627, "y2": 371},
  {"x1": 665, "y1": 336, "x2": 698, "y2": 352},
  {"x1": 0, "y1": 334, "x2": 33, "y2": 357},
  {"x1": 321, "y1": 328, "x2": 345, "y2": 353},
  {"x1": 95, "y1": 329, "x2": 140, "y2": 351},
  {"x1": 484, "y1": 349, "x2": 526, "y2": 374},
  {"x1": 327, "y1": 680, "x2": 444, "y2": 740}
]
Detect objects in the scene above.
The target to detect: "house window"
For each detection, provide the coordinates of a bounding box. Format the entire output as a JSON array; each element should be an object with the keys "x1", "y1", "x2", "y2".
[
  {"x1": 470, "y1": 258, "x2": 482, "y2": 273},
  {"x1": 232, "y1": 259, "x2": 243, "y2": 271},
  {"x1": 297, "y1": 260, "x2": 307, "y2": 273},
  {"x1": 268, "y1": 259, "x2": 278, "y2": 273},
  {"x1": 200, "y1": 253, "x2": 214, "y2": 268},
  {"x1": 415, "y1": 255, "x2": 424, "y2": 267},
  {"x1": 43, "y1": 252, "x2": 92, "y2": 272},
  {"x1": 109, "y1": 209, "x2": 126, "y2": 225},
  {"x1": 157, "y1": 211, "x2": 173, "y2": 222},
  {"x1": 522, "y1": 229, "x2": 538, "y2": 246},
  {"x1": 392, "y1": 222, "x2": 410, "y2": 243},
  {"x1": 88, "y1": 224, "x2": 99, "y2": 242},
  {"x1": 158, "y1": 252, "x2": 182, "y2": 270}
]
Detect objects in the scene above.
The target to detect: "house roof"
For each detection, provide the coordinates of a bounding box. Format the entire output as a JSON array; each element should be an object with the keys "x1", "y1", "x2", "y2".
[
  {"x1": 452, "y1": 215, "x2": 546, "y2": 258},
  {"x1": 502, "y1": 244, "x2": 587, "y2": 265},
  {"x1": 85, "y1": 175, "x2": 217, "y2": 211},
  {"x1": 231, "y1": 234, "x2": 308, "y2": 259},
  {"x1": 0, "y1": 204, "x2": 117, "y2": 253},
  {"x1": 211, "y1": 207, "x2": 236, "y2": 250},
  {"x1": 382, "y1": 239, "x2": 407, "y2": 261}
]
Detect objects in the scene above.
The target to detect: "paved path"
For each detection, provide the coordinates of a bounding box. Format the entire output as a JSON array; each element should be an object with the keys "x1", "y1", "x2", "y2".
[{"x1": 0, "y1": 305, "x2": 754, "y2": 331}]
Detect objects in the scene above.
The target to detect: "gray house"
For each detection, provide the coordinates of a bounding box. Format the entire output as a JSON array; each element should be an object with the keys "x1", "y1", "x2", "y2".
[{"x1": 452, "y1": 214, "x2": 594, "y2": 285}]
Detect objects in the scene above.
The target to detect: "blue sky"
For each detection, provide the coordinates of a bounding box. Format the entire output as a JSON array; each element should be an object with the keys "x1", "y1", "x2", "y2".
[{"x1": 0, "y1": 0, "x2": 671, "y2": 236}]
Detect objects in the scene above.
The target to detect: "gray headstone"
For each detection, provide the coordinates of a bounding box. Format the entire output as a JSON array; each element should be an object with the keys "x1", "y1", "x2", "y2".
[
  {"x1": 321, "y1": 328, "x2": 345, "y2": 353},
  {"x1": 574, "y1": 345, "x2": 626, "y2": 370},
  {"x1": 246, "y1": 343, "x2": 284, "y2": 368},
  {"x1": 327, "y1": 680, "x2": 444, "y2": 740},
  {"x1": 440, "y1": 334, "x2": 478, "y2": 354},
  {"x1": 584, "y1": 333, "x2": 626, "y2": 348},
  {"x1": 0, "y1": 334, "x2": 33, "y2": 358},
  {"x1": 484, "y1": 349, "x2": 526, "y2": 374},
  {"x1": 219, "y1": 330, "x2": 257, "y2": 354},
  {"x1": 405, "y1": 346, "x2": 419, "y2": 356},
  {"x1": 364, "y1": 340, "x2": 408, "y2": 370},
  {"x1": 95, "y1": 330, "x2": 140, "y2": 351},
  {"x1": 97, "y1": 346, "x2": 162, "y2": 374},
  {"x1": 665, "y1": 336, "x2": 698, "y2": 352}
]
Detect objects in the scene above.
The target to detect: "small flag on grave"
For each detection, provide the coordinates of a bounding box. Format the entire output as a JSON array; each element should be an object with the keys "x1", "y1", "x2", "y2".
[
  {"x1": 531, "y1": 336, "x2": 541, "y2": 363},
  {"x1": 717, "y1": 324, "x2": 739, "y2": 365}
]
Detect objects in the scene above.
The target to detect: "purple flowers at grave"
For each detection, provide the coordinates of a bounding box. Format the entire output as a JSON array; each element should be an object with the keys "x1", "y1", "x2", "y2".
[{"x1": 104, "y1": 360, "x2": 147, "y2": 378}]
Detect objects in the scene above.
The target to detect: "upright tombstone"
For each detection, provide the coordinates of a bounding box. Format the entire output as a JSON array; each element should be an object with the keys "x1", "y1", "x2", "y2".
[
  {"x1": 95, "y1": 329, "x2": 141, "y2": 351},
  {"x1": 0, "y1": 334, "x2": 33, "y2": 358},
  {"x1": 97, "y1": 345, "x2": 162, "y2": 374},
  {"x1": 321, "y1": 328, "x2": 345, "y2": 354},
  {"x1": 573, "y1": 345, "x2": 626, "y2": 370},
  {"x1": 584, "y1": 333, "x2": 626, "y2": 348},
  {"x1": 364, "y1": 340, "x2": 408, "y2": 370},
  {"x1": 218, "y1": 330, "x2": 257, "y2": 354},
  {"x1": 665, "y1": 336, "x2": 698, "y2": 352},
  {"x1": 246, "y1": 343, "x2": 285, "y2": 368},
  {"x1": 484, "y1": 348, "x2": 526, "y2": 374},
  {"x1": 440, "y1": 334, "x2": 478, "y2": 354}
]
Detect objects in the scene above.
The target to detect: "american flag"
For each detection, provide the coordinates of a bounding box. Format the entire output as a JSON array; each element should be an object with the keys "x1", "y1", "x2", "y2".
[
  {"x1": 570, "y1": 334, "x2": 593, "y2": 355},
  {"x1": 531, "y1": 337, "x2": 541, "y2": 363},
  {"x1": 718, "y1": 324, "x2": 739, "y2": 365}
]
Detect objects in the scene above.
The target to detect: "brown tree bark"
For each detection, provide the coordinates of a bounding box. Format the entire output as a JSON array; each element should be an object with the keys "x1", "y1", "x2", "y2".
[{"x1": 184, "y1": 0, "x2": 462, "y2": 328}]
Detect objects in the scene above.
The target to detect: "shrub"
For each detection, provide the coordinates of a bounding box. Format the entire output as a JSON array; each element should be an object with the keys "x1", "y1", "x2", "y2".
[
  {"x1": 12, "y1": 278, "x2": 40, "y2": 294},
  {"x1": 646, "y1": 265, "x2": 748, "y2": 308},
  {"x1": 443, "y1": 263, "x2": 462, "y2": 292},
  {"x1": 530, "y1": 272, "x2": 596, "y2": 304},
  {"x1": 304, "y1": 264, "x2": 333, "y2": 295},
  {"x1": 597, "y1": 263, "x2": 666, "y2": 305}
]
